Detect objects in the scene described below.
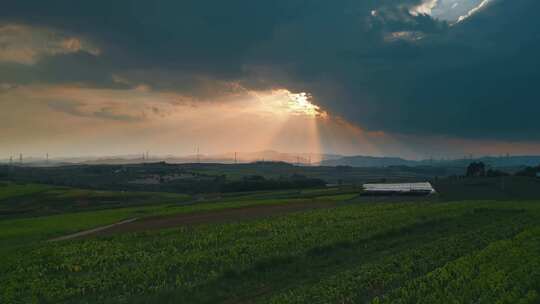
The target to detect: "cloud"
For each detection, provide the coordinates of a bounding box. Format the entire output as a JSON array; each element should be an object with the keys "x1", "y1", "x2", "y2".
[
  {"x1": 0, "y1": 24, "x2": 100, "y2": 65},
  {"x1": 384, "y1": 31, "x2": 425, "y2": 42},
  {"x1": 1, "y1": 0, "x2": 540, "y2": 147},
  {"x1": 47, "y1": 100, "x2": 142, "y2": 122},
  {"x1": 0, "y1": 82, "x2": 17, "y2": 91},
  {"x1": 1, "y1": 84, "x2": 179, "y2": 124},
  {"x1": 410, "y1": 0, "x2": 439, "y2": 16},
  {"x1": 457, "y1": 0, "x2": 492, "y2": 22}
]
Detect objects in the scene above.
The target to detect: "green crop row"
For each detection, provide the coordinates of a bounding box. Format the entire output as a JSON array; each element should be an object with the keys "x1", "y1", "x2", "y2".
[
  {"x1": 377, "y1": 227, "x2": 540, "y2": 304},
  {"x1": 263, "y1": 210, "x2": 536, "y2": 304}
]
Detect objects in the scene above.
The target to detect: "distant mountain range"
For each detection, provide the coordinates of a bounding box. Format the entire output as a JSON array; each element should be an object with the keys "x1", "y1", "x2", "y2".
[
  {"x1": 320, "y1": 156, "x2": 417, "y2": 167},
  {"x1": 0, "y1": 150, "x2": 340, "y2": 166},
  {"x1": 320, "y1": 155, "x2": 540, "y2": 168},
  {"x1": 2, "y1": 151, "x2": 540, "y2": 169}
]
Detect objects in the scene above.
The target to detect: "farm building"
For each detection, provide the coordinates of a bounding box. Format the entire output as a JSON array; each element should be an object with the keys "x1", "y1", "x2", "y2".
[{"x1": 362, "y1": 182, "x2": 436, "y2": 196}]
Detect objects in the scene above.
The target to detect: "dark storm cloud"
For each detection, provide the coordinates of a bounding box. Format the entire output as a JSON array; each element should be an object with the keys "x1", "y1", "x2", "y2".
[
  {"x1": 0, "y1": 0, "x2": 431, "y2": 93},
  {"x1": 2, "y1": 0, "x2": 540, "y2": 140},
  {"x1": 0, "y1": 53, "x2": 127, "y2": 89},
  {"x1": 376, "y1": 0, "x2": 540, "y2": 140}
]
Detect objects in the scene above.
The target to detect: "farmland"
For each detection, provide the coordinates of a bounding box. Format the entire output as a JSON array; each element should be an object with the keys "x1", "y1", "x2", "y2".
[
  {"x1": 0, "y1": 182, "x2": 356, "y2": 250},
  {"x1": 1, "y1": 174, "x2": 540, "y2": 303},
  {"x1": 0, "y1": 162, "x2": 455, "y2": 194}
]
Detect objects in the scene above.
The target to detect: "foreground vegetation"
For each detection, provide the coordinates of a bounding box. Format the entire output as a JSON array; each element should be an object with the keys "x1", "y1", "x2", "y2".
[{"x1": 2, "y1": 194, "x2": 539, "y2": 303}]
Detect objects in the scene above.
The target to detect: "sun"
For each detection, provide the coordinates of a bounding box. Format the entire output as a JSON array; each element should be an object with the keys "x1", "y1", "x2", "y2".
[
  {"x1": 286, "y1": 92, "x2": 328, "y2": 118},
  {"x1": 250, "y1": 89, "x2": 328, "y2": 119}
]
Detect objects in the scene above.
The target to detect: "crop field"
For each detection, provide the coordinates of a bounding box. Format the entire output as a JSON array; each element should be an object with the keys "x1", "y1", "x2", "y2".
[
  {"x1": 0, "y1": 185, "x2": 355, "y2": 251},
  {"x1": 1, "y1": 181, "x2": 540, "y2": 304}
]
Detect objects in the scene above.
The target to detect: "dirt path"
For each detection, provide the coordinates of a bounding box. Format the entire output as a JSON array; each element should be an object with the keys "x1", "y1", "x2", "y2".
[
  {"x1": 48, "y1": 218, "x2": 138, "y2": 242},
  {"x1": 47, "y1": 201, "x2": 338, "y2": 242},
  {"x1": 91, "y1": 201, "x2": 336, "y2": 237}
]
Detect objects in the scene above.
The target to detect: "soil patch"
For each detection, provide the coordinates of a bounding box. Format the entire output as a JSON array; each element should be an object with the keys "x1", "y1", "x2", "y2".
[{"x1": 91, "y1": 201, "x2": 336, "y2": 237}]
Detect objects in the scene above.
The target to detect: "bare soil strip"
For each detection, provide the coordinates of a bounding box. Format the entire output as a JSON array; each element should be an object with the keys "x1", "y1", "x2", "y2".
[
  {"x1": 47, "y1": 218, "x2": 138, "y2": 242},
  {"x1": 91, "y1": 201, "x2": 336, "y2": 237},
  {"x1": 48, "y1": 201, "x2": 337, "y2": 242}
]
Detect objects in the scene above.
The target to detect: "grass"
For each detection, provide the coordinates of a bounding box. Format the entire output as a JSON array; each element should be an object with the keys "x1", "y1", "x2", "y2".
[
  {"x1": 0, "y1": 182, "x2": 58, "y2": 200},
  {"x1": 0, "y1": 208, "x2": 143, "y2": 251},
  {"x1": 0, "y1": 181, "x2": 192, "y2": 218}
]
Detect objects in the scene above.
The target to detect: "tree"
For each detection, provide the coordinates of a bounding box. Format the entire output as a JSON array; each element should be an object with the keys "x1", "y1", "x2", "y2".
[{"x1": 466, "y1": 162, "x2": 486, "y2": 177}]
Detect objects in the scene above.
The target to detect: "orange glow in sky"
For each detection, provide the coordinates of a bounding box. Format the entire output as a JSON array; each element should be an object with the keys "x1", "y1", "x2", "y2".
[{"x1": 3, "y1": 84, "x2": 540, "y2": 159}]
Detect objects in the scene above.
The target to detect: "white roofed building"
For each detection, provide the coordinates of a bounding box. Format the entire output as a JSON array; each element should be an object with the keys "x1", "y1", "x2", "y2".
[{"x1": 362, "y1": 182, "x2": 436, "y2": 196}]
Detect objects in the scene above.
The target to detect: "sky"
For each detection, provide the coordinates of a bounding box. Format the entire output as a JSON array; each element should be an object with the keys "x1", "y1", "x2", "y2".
[{"x1": 1, "y1": 0, "x2": 540, "y2": 160}]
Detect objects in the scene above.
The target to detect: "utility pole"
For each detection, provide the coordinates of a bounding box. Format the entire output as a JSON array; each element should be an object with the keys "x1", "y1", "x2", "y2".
[
  {"x1": 234, "y1": 152, "x2": 237, "y2": 164},
  {"x1": 46, "y1": 153, "x2": 49, "y2": 164},
  {"x1": 19, "y1": 153, "x2": 23, "y2": 165}
]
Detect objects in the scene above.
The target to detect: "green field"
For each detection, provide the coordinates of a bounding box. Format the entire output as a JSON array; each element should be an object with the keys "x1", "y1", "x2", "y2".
[
  {"x1": 0, "y1": 181, "x2": 192, "y2": 219},
  {"x1": 1, "y1": 179, "x2": 540, "y2": 304}
]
